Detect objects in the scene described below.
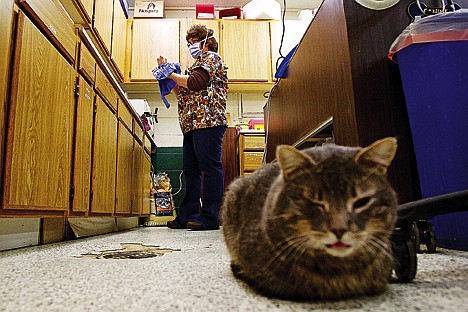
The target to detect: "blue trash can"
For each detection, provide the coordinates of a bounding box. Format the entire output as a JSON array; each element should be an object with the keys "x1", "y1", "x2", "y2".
[{"x1": 389, "y1": 10, "x2": 468, "y2": 250}]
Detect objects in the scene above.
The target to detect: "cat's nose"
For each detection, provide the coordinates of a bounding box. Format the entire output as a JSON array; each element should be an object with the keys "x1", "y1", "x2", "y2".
[{"x1": 332, "y1": 229, "x2": 346, "y2": 240}]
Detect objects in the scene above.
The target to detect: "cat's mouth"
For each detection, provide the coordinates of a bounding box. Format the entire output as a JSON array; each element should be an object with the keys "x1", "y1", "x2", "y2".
[{"x1": 326, "y1": 241, "x2": 351, "y2": 250}]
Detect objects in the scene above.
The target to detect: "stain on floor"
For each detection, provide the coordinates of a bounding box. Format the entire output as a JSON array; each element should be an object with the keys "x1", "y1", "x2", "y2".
[{"x1": 80, "y1": 243, "x2": 180, "y2": 259}]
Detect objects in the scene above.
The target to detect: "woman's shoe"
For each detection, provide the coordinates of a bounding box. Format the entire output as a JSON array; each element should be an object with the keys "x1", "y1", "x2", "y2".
[
  {"x1": 187, "y1": 221, "x2": 219, "y2": 231},
  {"x1": 167, "y1": 220, "x2": 184, "y2": 229}
]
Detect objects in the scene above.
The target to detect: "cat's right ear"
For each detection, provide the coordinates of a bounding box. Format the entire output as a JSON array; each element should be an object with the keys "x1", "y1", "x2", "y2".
[
  {"x1": 276, "y1": 145, "x2": 316, "y2": 180},
  {"x1": 354, "y1": 137, "x2": 398, "y2": 174}
]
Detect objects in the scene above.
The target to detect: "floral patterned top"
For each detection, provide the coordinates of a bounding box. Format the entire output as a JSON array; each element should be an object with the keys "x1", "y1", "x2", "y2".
[{"x1": 177, "y1": 51, "x2": 228, "y2": 134}]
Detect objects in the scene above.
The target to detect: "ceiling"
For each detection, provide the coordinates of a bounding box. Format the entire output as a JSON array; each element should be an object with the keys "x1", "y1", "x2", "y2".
[{"x1": 126, "y1": 0, "x2": 318, "y2": 10}]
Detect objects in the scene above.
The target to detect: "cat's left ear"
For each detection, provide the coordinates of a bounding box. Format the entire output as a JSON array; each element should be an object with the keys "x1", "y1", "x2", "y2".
[
  {"x1": 276, "y1": 145, "x2": 316, "y2": 180},
  {"x1": 354, "y1": 137, "x2": 398, "y2": 173}
]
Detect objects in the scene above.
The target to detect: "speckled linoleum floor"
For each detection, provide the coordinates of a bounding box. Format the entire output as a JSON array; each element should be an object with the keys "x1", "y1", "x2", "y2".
[{"x1": 0, "y1": 227, "x2": 467, "y2": 312}]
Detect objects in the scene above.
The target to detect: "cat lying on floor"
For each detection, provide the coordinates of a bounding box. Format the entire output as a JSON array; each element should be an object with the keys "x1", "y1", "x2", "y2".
[{"x1": 222, "y1": 138, "x2": 398, "y2": 300}]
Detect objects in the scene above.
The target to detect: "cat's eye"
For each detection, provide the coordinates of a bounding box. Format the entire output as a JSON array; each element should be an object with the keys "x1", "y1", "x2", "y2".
[
  {"x1": 317, "y1": 189, "x2": 323, "y2": 201},
  {"x1": 353, "y1": 197, "x2": 371, "y2": 209},
  {"x1": 311, "y1": 201, "x2": 326, "y2": 212}
]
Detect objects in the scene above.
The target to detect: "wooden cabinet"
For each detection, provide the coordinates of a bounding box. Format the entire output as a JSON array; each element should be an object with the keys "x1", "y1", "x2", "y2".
[
  {"x1": 91, "y1": 96, "x2": 118, "y2": 213},
  {"x1": 131, "y1": 141, "x2": 152, "y2": 216},
  {"x1": 132, "y1": 142, "x2": 144, "y2": 214},
  {"x1": 78, "y1": 42, "x2": 96, "y2": 83},
  {"x1": 179, "y1": 19, "x2": 220, "y2": 72},
  {"x1": 0, "y1": 0, "x2": 14, "y2": 195},
  {"x1": 115, "y1": 122, "x2": 134, "y2": 214},
  {"x1": 93, "y1": 0, "x2": 114, "y2": 54},
  {"x1": 76, "y1": 0, "x2": 94, "y2": 23},
  {"x1": 95, "y1": 65, "x2": 118, "y2": 111},
  {"x1": 19, "y1": 0, "x2": 77, "y2": 63},
  {"x1": 118, "y1": 97, "x2": 134, "y2": 130},
  {"x1": 130, "y1": 19, "x2": 179, "y2": 81},
  {"x1": 133, "y1": 118, "x2": 144, "y2": 144},
  {"x1": 2, "y1": 12, "x2": 74, "y2": 212},
  {"x1": 222, "y1": 20, "x2": 271, "y2": 81},
  {"x1": 126, "y1": 18, "x2": 276, "y2": 84},
  {"x1": 142, "y1": 152, "x2": 152, "y2": 215},
  {"x1": 111, "y1": 0, "x2": 127, "y2": 77},
  {"x1": 72, "y1": 76, "x2": 94, "y2": 213},
  {"x1": 238, "y1": 132, "x2": 265, "y2": 175}
]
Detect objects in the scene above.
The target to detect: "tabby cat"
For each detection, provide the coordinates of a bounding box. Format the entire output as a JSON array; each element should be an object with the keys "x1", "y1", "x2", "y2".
[{"x1": 221, "y1": 138, "x2": 398, "y2": 300}]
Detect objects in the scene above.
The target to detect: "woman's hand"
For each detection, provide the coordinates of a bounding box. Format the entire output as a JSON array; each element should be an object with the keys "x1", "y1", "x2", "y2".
[{"x1": 157, "y1": 56, "x2": 167, "y2": 66}]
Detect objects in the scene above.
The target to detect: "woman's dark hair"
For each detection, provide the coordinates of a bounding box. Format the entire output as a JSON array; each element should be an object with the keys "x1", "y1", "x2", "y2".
[{"x1": 186, "y1": 25, "x2": 218, "y2": 53}]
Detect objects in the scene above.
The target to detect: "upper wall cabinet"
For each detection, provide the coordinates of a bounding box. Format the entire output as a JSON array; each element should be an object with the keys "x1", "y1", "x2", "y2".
[
  {"x1": 179, "y1": 19, "x2": 220, "y2": 72},
  {"x1": 2, "y1": 12, "x2": 75, "y2": 213},
  {"x1": 78, "y1": 42, "x2": 96, "y2": 83},
  {"x1": 75, "y1": 0, "x2": 94, "y2": 23},
  {"x1": 19, "y1": 0, "x2": 77, "y2": 63},
  {"x1": 222, "y1": 20, "x2": 271, "y2": 81},
  {"x1": 270, "y1": 20, "x2": 310, "y2": 80},
  {"x1": 0, "y1": 0, "x2": 14, "y2": 191},
  {"x1": 94, "y1": 0, "x2": 114, "y2": 54},
  {"x1": 111, "y1": 0, "x2": 127, "y2": 78},
  {"x1": 130, "y1": 19, "x2": 180, "y2": 81}
]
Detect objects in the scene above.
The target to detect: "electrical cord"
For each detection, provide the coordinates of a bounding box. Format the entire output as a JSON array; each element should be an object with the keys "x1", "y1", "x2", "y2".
[
  {"x1": 275, "y1": 0, "x2": 288, "y2": 72},
  {"x1": 264, "y1": 0, "x2": 288, "y2": 164}
]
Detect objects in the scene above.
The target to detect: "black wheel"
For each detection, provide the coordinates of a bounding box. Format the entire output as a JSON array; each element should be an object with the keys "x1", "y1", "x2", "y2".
[
  {"x1": 411, "y1": 221, "x2": 421, "y2": 253},
  {"x1": 394, "y1": 234, "x2": 418, "y2": 283},
  {"x1": 426, "y1": 222, "x2": 437, "y2": 253}
]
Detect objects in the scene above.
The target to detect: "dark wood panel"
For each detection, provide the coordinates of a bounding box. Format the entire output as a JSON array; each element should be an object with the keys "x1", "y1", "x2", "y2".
[
  {"x1": 222, "y1": 127, "x2": 238, "y2": 190},
  {"x1": 267, "y1": 0, "x2": 424, "y2": 204},
  {"x1": 343, "y1": 0, "x2": 421, "y2": 204},
  {"x1": 267, "y1": 0, "x2": 358, "y2": 160}
]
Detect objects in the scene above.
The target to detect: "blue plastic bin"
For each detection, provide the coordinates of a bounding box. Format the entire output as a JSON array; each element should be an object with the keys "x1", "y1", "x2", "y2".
[{"x1": 390, "y1": 11, "x2": 468, "y2": 250}]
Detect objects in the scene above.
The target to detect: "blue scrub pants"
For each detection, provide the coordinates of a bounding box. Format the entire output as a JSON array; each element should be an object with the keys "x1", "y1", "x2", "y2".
[{"x1": 176, "y1": 126, "x2": 226, "y2": 228}]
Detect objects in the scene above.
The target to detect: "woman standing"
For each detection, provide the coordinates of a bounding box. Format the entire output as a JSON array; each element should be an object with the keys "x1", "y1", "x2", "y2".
[{"x1": 157, "y1": 25, "x2": 228, "y2": 230}]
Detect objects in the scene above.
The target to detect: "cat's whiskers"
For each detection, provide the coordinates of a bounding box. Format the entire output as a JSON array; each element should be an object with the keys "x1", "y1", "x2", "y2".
[
  {"x1": 257, "y1": 236, "x2": 312, "y2": 290},
  {"x1": 368, "y1": 228, "x2": 394, "y2": 236},
  {"x1": 366, "y1": 236, "x2": 393, "y2": 261},
  {"x1": 262, "y1": 234, "x2": 310, "y2": 274},
  {"x1": 266, "y1": 214, "x2": 288, "y2": 220}
]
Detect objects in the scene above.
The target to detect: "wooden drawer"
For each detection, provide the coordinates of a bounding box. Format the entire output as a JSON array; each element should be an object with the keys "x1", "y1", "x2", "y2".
[
  {"x1": 95, "y1": 66, "x2": 118, "y2": 111},
  {"x1": 78, "y1": 43, "x2": 95, "y2": 83},
  {"x1": 118, "y1": 99, "x2": 133, "y2": 130},
  {"x1": 144, "y1": 135, "x2": 152, "y2": 154},
  {"x1": 243, "y1": 152, "x2": 264, "y2": 171},
  {"x1": 243, "y1": 135, "x2": 265, "y2": 150},
  {"x1": 133, "y1": 119, "x2": 144, "y2": 144},
  {"x1": 20, "y1": 0, "x2": 76, "y2": 63}
]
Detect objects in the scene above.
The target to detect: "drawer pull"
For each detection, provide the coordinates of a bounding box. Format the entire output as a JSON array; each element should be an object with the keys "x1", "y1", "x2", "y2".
[{"x1": 49, "y1": 24, "x2": 57, "y2": 35}]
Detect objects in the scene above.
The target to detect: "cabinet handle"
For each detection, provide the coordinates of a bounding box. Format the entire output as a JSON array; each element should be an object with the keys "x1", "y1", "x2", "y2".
[{"x1": 49, "y1": 24, "x2": 57, "y2": 35}]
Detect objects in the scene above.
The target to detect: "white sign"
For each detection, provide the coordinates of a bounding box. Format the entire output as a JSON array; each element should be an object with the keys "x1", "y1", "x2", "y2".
[{"x1": 134, "y1": 1, "x2": 164, "y2": 18}]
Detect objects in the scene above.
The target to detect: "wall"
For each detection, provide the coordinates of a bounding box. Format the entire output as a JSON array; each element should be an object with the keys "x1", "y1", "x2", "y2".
[
  {"x1": 127, "y1": 92, "x2": 268, "y2": 147},
  {"x1": 126, "y1": 5, "x2": 317, "y2": 147}
]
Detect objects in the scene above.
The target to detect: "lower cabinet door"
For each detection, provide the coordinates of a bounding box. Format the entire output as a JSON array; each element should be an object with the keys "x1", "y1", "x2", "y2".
[
  {"x1": 115, "y1": 123, "x2": 134, "y2": 214},
  {"x1": 3, "y1": 12, "x2": 74, "y2": 212},
  {"x1": 132, "y1": 143, "x2": 144, "y2": 215},
  {"x1": 0, "y1": 0, "x2": 14, "y2": 190},
  {"x1": 72, "y1": 76, "x2": 94, "y2": 213},
  {"x1": 142, "y1": 152, "x2": 152, "y2": 215},
  {"x1": 91, "y1": 96, "x2": 117, "y2": 213}
]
